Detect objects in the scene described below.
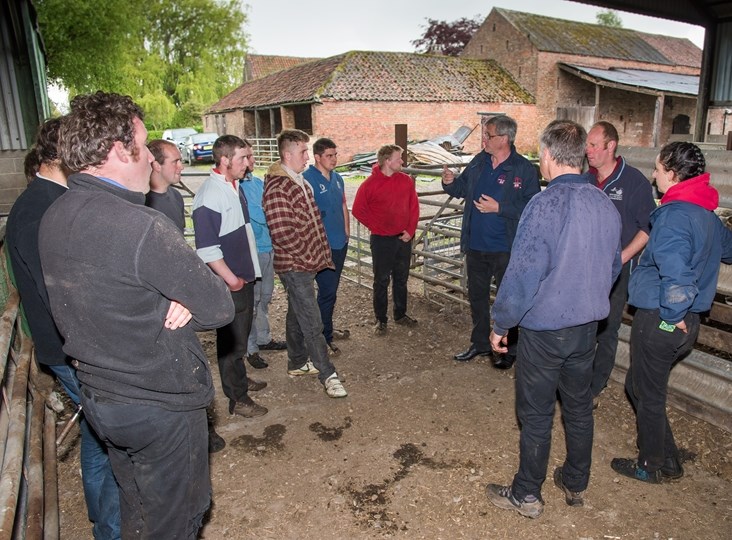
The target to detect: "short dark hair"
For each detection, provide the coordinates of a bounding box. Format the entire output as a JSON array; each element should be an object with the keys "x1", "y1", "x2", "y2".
[
  {"x1": 658, "y1": 142, "x2": 706, "y2": 181},
  {"x1": 212, "y1": 135, "x2": 249, "y2": 167},
  {"x1": 312, "y1": 138, "x2": 336, "y2": 156},
  {"x1": 147, "y1": 139, "x2": 178, "y2": 166},
  {"x1": 377, "y1": 144, "x2": 403, "y2": 167},
  {"x1": 277, "y1": 129, "x2": 310, "y2": 156},
  {"x1": 60, "y1": 91, "x2": 144, "y2": 172},
  {"x1": 591, "y1": 121, "x2": 619, "y2": 147},
  {"x1": 540, "y1": 120, "x2": 586, "y2": 169}
]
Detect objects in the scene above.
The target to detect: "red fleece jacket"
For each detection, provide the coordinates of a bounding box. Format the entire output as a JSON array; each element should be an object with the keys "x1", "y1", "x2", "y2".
[{"x1": 352, "y1": 164, "x2": 419, "y2": 236}]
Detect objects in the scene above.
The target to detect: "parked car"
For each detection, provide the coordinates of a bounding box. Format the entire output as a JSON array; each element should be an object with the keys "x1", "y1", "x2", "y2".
[
  {"x1": 162, "y1": 127, "x2": 198, "y2": 148},
  {"x1": 181, "y1": 132, "x2": 219, "y2": 165}
]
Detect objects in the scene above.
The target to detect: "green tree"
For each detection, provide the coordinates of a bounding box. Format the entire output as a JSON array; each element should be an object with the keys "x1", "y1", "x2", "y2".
[
  {"x1": 35, "y1": 0, "x2": 248, "y2": 127},
  {"x1": 596, "y1": 9, "x2": 623, "y2": 28}
]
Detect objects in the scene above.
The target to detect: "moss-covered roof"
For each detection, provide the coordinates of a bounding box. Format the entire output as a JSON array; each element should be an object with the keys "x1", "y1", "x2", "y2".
[
  {"x1": 496, "y1": 8, "x2": 701, "y2": 68},
  {"x1": 208, "y1": 51, "x2": 534, "y2": 113},
  {"x1": 245, "y1": 54, "x2": 321, "y2": 81}
]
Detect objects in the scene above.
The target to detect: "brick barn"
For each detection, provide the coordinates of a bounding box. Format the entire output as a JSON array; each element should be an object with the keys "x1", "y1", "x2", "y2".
[
  {"x1": 204, "y1": 51, "x2": 536, "y2": 161},
  {"x1": 461, "y1": 8, "x2": 702, "y2": 146}
]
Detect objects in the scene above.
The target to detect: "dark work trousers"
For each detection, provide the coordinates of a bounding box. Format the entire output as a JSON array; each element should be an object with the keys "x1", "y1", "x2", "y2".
[
  {"x1": 511, "y1": 322, "x2": 597, "y2": 501},
  {"x1": 466, "y1": 249, "x2": 517, "y2": 353},
  {"x1": 216, "y1": 283, "x2": 254, "y2": 404},
  {"x1": 591, "y1": 261, "x2": 631, "y2": 396},
  {"x1": 280, "y1": 270, "x2": 336, "y2": 383},
  {"x1": 625, "y1": 308, "x2": 700, "y2": 472},
  {"x1": 81, "y1": 387, "x2": 209, "y2": 540},
  {"x1": 370, "y1": 234, "x2": 411, "y2": 323},
  {"x1": 315, "y1": 244, "x2": 348, "y2": 343}
]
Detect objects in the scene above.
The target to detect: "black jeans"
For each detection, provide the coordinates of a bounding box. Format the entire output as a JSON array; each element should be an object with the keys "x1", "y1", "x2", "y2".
[
  {"x1": 81, "y1": 388, "x2": 209, "y2": 540},
  {"x1": 625, "y1": 308, "x2": 700, "y2": 472},
  {"x1": 370, "y1": 234, "x2": 411, "y2": 323},
  {"x1": 216, "y1": 283, "x2": 254, "y2": 403},
  {"x1": 466, "y1": 249, "x2": 515, "y2": 352},
  {"x1": 591, "y1": 261, "x2": 631, "y2": 396},
  {"x1": 512, "y1": 323, "x2": 597, "y2": 501}
]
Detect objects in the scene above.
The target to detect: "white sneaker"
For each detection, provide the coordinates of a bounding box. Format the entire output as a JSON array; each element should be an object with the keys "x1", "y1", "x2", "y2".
[
  {"x1": 287, "y1": 360, "x2": 320, "y2": 376},
  {"x1": 324, "y1": 373, "x2": 347, "y2": 398}
]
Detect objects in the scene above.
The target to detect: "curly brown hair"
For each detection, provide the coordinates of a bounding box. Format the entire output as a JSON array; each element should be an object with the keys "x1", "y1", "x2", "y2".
[
  {"x1": 24, "y1": 117, "x2": 63, "y2": 180},
  {"x1": 60, "y1": 91, "x2": 144, "y2": 172}
]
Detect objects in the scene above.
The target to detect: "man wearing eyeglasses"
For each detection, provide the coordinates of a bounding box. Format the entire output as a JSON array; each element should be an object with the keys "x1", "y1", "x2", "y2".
[
  {"x1": 303, "y1": 138, "x2": 351, "y2": 355},
  {"x1": 442, "y1": 115, "x2": 540, "y2": 368}
]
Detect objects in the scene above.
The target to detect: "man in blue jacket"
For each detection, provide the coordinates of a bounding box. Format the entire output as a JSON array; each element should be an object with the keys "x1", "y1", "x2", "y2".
[
  {"x1": 442, "y1": 115, "x2": 539, "y2": 368},
  {"x1": 487, "y1": 120, "x2": 621, "y2": 518}
]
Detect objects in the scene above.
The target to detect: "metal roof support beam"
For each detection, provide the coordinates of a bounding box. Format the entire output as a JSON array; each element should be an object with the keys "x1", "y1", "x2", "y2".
[
  {"x1": 695, "y1": 22, "x2": 717, "y2": 142},
  {"x1": 653, "y1": 93, "x2": 665, "y2": 147}
]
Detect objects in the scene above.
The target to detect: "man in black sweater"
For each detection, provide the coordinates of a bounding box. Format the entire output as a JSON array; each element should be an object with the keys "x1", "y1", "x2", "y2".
[
  {"x1": 6, "y1": 118, "x2": 122, "y2": 540},
  {"x1": 38, "y1": 92, "x2": 234, "y2": 539}
]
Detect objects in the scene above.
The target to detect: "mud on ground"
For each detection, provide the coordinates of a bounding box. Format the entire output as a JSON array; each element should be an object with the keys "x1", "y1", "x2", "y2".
[{"x1": 57, "y1": 278, "x2": 732, "y2": 539}]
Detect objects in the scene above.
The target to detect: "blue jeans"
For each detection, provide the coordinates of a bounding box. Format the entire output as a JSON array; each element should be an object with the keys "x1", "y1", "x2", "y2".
[
  {"x1": 626, "y1": 308, "x2": 700, "y2": 472},
  {"x1": 280, "y1": 271, "x2": 336, "y2": 383},
  {"x1": 315, "y1": 244, "x2": 348, "y2": 343},
  {"x1": 49, "y1": 364, "x2": 121, "y2": 540},
  {"x1": 81, "y1": 387, "x2": 209, "y2": 540},
  {"x1": 512, "y1": 323, "x2": 597, "y2": 501},
  {"x1": 247, "y1": 251, "x2": 275, "y2": 354}
]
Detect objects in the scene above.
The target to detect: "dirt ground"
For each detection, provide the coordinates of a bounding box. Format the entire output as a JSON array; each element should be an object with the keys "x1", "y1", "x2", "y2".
[{"x1": 56, "y1": 276, "x2": 732, "y2": 540}]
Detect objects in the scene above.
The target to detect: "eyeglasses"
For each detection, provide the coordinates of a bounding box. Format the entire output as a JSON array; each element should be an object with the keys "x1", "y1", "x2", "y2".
[{"x1": 485, "y1": 132, "x2": 504, "y2": 140}]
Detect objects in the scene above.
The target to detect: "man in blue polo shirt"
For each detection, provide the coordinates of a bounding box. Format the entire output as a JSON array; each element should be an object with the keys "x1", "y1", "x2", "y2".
[
  {"x1": 303, "y1": 138, "x2": 351, "y2": 355},
  {"x1": 442, "y1": 115, "x2": 540, "y2": 368}
]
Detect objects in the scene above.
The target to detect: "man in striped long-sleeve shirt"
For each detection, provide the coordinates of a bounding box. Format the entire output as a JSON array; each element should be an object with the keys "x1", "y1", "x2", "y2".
[{"x1": 262, "y1": 129, "x2": 347, "y2": 398}]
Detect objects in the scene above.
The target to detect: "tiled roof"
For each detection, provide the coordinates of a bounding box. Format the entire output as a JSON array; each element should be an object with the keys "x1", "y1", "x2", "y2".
[
  {"x1": 496, "y1": 8, "x2": 701, "y2": 68},
  {"x1": 209, "y1": 51, "x2": 534, "y2": 113},
  {"x1": 245, "y1": 54, "x2": 321, "y2": 81}
]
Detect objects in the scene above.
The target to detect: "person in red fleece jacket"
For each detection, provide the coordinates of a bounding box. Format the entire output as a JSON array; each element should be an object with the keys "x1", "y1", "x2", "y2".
[{"x1": 352, "y1": 145, "x2": 419, "y2": 335}]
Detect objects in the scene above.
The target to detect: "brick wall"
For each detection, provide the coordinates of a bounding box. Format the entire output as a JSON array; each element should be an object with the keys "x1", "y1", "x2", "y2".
[
  {"x1": 462, "y1": 11, "x2": 538, "y2": 96},
  {"x1": 312, "y1": 100, "x2": 538, "y2": 161},
  {"x1": 0, "y1": 151, "x2": 28, "y2": 215}
]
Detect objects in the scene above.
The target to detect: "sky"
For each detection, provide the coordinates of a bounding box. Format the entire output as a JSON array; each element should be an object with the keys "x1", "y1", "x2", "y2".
[{"x1": 245, "y1": 0, "x2": 705, "y2": 57}]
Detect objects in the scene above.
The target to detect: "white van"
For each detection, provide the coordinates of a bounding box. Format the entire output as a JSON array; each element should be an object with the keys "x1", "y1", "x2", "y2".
[{"x1": 162, "y1": 127, "x2": 198, "y2": 147}]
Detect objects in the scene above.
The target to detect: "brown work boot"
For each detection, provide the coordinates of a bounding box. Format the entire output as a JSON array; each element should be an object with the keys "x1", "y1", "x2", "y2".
[
  {"x1": 229, "y1": 396, "x2": 268, "y2": 418},
  {"x1": 247, "y1": 378, "x2": 267, "y2": 392}
]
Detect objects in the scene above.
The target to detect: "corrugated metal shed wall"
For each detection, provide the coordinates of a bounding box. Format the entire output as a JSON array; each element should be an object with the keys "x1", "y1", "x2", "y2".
[{"x1": 0, "y1": 11, "x2": 28, "y2": 150}]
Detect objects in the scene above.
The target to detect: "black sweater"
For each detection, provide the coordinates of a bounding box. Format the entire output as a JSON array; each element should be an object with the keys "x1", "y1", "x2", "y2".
[
  {"x1": 6, "y1": 176, "x2": 69, "y2": 366},
  {"x1": 39, "y1": 173, "x2": 234, "y2": 410}
]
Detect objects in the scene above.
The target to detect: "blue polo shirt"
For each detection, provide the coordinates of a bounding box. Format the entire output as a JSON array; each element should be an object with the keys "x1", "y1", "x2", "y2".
[
  {"x1": 468, "y1": 162, "x2": 509, "y2": 252},
  {"x1": 303, "y1": 165, "x2": 348, "y2": 249}
]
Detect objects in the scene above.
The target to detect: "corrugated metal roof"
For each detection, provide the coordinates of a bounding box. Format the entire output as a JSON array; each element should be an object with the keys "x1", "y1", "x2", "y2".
[
  {"x1": 562, "y1": 63, "x2": 699, "y2": 95},
  {"x1": 497, "y1": 8, "x2": 701, "y2": 68},
  {"x1": 209, "y1": 51, "x2": 534, "y2": 113}
]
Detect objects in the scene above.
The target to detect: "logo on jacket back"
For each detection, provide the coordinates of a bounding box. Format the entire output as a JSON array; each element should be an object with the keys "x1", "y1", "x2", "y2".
[{"x1": 608, "y1": 186, "x2": 623, "y2": 201}]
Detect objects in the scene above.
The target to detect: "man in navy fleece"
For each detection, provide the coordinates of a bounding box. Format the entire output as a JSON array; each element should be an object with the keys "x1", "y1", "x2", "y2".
[{"x1": 486, "y1": 120, "x2": 621, "y2": 518}]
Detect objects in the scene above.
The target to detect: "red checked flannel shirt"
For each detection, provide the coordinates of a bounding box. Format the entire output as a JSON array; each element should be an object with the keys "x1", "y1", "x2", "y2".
[{"x1": 263, "y1": 162, "x2": 334, "y2": 274}]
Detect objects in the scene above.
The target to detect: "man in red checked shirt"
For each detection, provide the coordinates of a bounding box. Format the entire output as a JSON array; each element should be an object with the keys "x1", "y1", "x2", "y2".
[{"x1": 352, "y1": 144, "x2": 419, "y2": 336}]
